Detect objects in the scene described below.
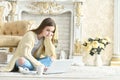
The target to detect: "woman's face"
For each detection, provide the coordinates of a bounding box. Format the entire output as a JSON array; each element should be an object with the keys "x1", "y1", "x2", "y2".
[{"x1": 41, "y1": 26, "x2": 55, "y2": 38}]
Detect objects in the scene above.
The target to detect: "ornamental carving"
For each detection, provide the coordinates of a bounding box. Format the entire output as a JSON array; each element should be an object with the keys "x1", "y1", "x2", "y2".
[
  {"x1": 27, "y1": 2, "x2": 64, "y2": 15},
  {"x1": 74, "y1": 2, "x2": 82, "y2": 26}
]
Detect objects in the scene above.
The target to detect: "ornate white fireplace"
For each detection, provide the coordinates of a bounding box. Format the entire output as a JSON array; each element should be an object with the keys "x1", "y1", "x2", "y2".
[{"x1": 6, "y1": 0, "x2": 85, "y2": 59}]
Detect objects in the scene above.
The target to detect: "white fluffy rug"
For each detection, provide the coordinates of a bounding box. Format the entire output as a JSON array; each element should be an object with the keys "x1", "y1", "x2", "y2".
[{"x1": 0, "y1": 66, "x2": 120, "y2": 79}]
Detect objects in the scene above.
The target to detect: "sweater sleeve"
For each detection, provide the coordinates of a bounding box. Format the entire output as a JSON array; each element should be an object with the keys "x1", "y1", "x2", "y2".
[
  {"x1": 0, "y1": 31, "x2": 35, "y2": 72},
  {"x1": 18, "y1": 31, "x2": 44, "y2": 67},
  {"x1": 0, "y1": 31, "x2": 43, "y2": 72},
  {"x1": 44, "y1": 37, "x2": 56, "y2": 59}
]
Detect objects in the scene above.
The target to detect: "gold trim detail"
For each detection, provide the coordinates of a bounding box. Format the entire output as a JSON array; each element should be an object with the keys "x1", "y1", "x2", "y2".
[
  {"x1": 8, "y1": 1, "x2": 17, "y2": 21},
  {"x1": 74, "y1": 2, "x2": 82, "y2": 26},
  {"x1": 110, "y1": 56, "x2": 120, "y2": 66},
  {"x1": 74, "y1": 39, "x2": 82, "y2": 56},
  {"x1": 27, "y1": 2, "x2": 64, "y2": 15}
]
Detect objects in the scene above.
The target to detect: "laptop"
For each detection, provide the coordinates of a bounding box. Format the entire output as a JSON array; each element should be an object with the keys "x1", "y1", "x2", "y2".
[{"x1": 43, "y1": 59, "x2": 72, "y2": 74}]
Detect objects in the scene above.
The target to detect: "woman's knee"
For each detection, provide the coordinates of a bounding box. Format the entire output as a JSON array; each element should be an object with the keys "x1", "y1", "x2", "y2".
[
  {"x1": 16, "y1": 57, "x2": 34, "y2": 70},
  {"x1": 16, "y1": 57, "x2": 26, "y2": 66}
]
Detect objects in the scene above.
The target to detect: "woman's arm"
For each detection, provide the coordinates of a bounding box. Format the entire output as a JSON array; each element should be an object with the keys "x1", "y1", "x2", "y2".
[
  {"x1": 44, "y1": 37, "x2": 56, "y2": 59},
  {"x1": 20, "y1": 31, "x2": 44, "y2": 67}
]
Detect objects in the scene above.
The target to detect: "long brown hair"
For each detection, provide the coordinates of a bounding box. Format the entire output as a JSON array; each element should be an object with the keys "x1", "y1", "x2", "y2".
[
  {"x1": 32, "y1": 17, "x2": 56, "y2": 43},
  {"x1": 32, "y1": 18, "x2": 56, "y2": 56}
]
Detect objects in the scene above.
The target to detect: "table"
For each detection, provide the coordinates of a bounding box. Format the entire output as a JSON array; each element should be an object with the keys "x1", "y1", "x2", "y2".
[{"x1": 0, "y1": 66, "x2": 120, "y2": 80}]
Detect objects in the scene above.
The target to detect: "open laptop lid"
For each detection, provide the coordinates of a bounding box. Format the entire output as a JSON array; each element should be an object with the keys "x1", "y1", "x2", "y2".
[{"x1": 43, "y1": 59, "x2": 72, "y2": 74}]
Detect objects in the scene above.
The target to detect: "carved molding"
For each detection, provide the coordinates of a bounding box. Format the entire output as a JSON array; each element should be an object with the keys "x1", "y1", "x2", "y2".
[
  {"x1": 74, "y1": 39, "x2": 81, "y2": 56},
  {"x1": 0, "y1": 1, "x2": 12, "y2": 22},
  {"x1": 27, "y1": 2, "x2": 64, "y2": 15},
  {"x1": 74, "y1": 2, "x2": 82, "y2": 27},
  {"x1": 8, "y1": 1, "x2": 17, "y2": 21}
]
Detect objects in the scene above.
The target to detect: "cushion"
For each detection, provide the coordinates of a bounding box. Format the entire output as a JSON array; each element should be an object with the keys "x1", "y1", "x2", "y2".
[
  {"x1": 0, "y1": 20, "x2": 33, "y2": 35},
  {"x1": 0, "y1": 35, "x2": 22, "y2": 47}
]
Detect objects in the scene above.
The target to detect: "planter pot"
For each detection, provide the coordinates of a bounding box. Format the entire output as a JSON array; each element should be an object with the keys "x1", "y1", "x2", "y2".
[{"x1": 95, "y1": 54, "x2": 103, "y2": 66}]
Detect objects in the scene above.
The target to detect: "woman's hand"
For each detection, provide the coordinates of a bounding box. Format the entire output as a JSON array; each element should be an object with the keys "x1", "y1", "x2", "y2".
[
  {"x1": 45, "y1": 32, "x2": 53, "y2": 40},
  {"x1": 44, "y1": 67, "x2": 48, "y2": 72}
]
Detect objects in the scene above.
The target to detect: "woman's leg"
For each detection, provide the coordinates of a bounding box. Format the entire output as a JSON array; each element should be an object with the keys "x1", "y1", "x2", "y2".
[
  {"x1": 37, "y1": 56, "x2": 52, "y2": 67},
  {"x1": 16, "y1": 57, "x2": 34, "y2": 70}
]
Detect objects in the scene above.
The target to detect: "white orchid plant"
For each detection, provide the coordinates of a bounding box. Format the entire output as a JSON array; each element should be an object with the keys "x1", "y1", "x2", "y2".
[{"x1": 82, "y1": 37, "x2": 110, "y2": 56}]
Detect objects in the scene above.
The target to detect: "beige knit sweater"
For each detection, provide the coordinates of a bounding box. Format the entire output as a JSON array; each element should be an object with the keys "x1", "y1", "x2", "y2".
[{"x1": 0, "y1": 31, "x2": 56, "y2": 72}]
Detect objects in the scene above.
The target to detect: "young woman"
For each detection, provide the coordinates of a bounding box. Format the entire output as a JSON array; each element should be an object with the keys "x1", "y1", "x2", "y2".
[{"x1": 0, "y1": 18, "x2": 57, "y2": 72}]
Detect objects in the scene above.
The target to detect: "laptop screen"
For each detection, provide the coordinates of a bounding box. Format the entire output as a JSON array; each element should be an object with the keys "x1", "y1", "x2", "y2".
[{"x1": 43, "y1": 59, "x2": 72, "y2": 74}]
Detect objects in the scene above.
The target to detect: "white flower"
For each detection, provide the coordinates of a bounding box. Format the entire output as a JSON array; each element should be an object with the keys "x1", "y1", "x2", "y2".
[
  {"x1": 82, "y1": 37, "x2": 110, "y2": 56},
  {"x1": 104, "y1": 37, "x2": 111, "y2": 43},
  {"x1": 99, "y1": 43, "x2": 104, "y2": 49},
  {"x1": 92, "y1": 41, "x2": 99, "y2": 48}
]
